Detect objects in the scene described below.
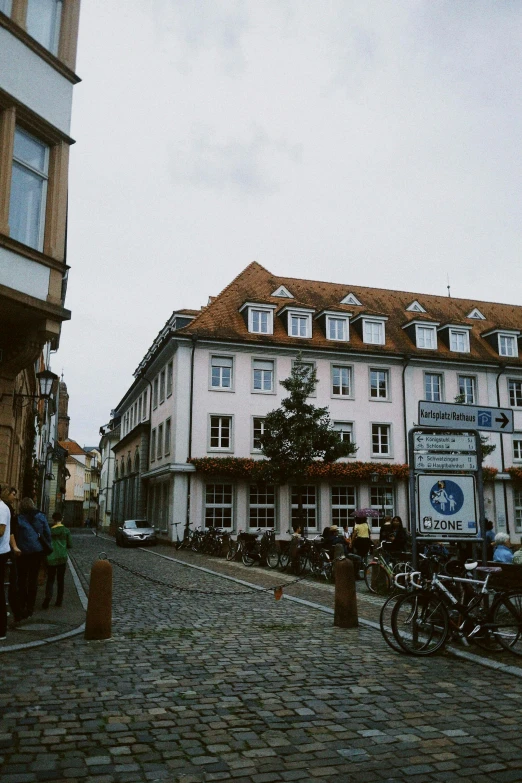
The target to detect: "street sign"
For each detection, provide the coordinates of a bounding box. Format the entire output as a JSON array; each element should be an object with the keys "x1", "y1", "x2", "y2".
[
  {"x1": 413, "y1": 433, "x2": 476, "y2": 452},
  {"x1": 417, "y1": 474, "x2": 478, "y2": 537},
  {"x1": 418, "y1": 401, "x2": 513, "y2": 433},
  {"x1": 415, "y1": 453, "x2": 478, "y2": 471}
]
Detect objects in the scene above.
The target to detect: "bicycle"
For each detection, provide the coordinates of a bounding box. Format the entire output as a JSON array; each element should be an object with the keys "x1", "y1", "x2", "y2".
[
  {"x1": 364, "y1": 544, "x2": 413, "y2": 595},
  {"x1": 390, "y1": 562, "x2": 522, "y2": 656},
  {"x1": 242, "y1": 529, "x2": 279, "y2": 567}
]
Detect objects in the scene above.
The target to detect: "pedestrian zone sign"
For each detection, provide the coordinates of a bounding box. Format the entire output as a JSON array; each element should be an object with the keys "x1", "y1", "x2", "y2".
[{"x1": 417, "y1": 474, "x2": 478, "y2": 537}]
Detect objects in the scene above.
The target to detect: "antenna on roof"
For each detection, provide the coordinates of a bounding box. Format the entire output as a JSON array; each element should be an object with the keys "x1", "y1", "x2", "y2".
[{"x1": 447, "y1": 274, "x2": 451, "y2": 298}]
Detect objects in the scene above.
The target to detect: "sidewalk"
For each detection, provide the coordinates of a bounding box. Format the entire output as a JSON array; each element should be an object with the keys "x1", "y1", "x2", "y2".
[{"x1": 0, "y1": 548, "x2": 87, "y2": 653}]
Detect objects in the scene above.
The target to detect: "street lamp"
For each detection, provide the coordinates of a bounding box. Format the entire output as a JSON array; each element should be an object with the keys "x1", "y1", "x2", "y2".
[{"x1": 36, "y1": 369, "x2": 58, "y2": 400}]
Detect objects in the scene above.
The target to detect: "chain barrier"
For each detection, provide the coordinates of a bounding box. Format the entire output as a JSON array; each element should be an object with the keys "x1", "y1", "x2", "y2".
[{"x1": 107, "y1": 556, "x2": 309, "y2": 598}]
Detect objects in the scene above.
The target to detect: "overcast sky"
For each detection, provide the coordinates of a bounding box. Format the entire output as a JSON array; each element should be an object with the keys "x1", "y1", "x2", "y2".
[{"x1": 60, "y1": 0, "x2": 522, "y2": 447}]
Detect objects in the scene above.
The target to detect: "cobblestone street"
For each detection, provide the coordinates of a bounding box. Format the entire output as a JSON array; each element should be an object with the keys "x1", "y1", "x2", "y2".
[{"x1": 2, "y1": 534, "x2": 522, "y2": 783}]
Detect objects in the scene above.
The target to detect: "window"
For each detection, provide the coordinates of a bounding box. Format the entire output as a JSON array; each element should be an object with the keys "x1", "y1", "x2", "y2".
[
  {"x1": 249, "y1": 485, "x2": 276, "y2": 529},
  {"x1": 509, "y1": 380, "x2": 522, "y2": 408},
  {"x1": 250, "y1": 309, "x2": 271, "y2": 334},
  {"x1": 370, "y1": 486, "x2": 394, "y2": 524},
  {"x1": 157, "y1": 424, "x2": 163, "y2": 459},
  {"x1": 150, "y1": 429, "x2": 156, "y2": 463},
  {"x1": 370, "y1": 369, "x2": 389, "y2": 399},
  {"x1": 450, "y1": 329, "x2": 470, "y2": 353},
  {"x1": 167, "y1": 361, "x2": 173, "y2": 397},
  {"x1": 153, "y1": 378, "x2": 159, "y2": 409},
  {"x1": 372, "y1": 424, "x2": 391, "y2": 456},
  {"x1": 143, "y1": 389, "x2": 148, "y2": 418},
  {"x1": 363, "y1": 319, "x2": 385, "y2": 345},
  {"x1": 159, "y1": 370, "x2": 166, "y2": 403},
  {"x1": 416, "y1": 325, "x2": 437, "y2": 350},
  {"x1": 9, "y1": 128, "x2": 49, "y2": 251},
  {"x1": 513, "y1": 435, "x2": 522, "y2": 461},
  {"x1": 425, "y1": 373, "x2": 443, "y2": 402},
  {"x1": 515, "y1": 490, "x2": 522, "y2": 533},
  {"x1": 253, "y1": 359, "x2": 274, "y2": 392},
  {"x1": 211, "y1": 355, "x2": 233, "y2": 389},
  {"x1": 209, "y1": 415, "x2": 232, "y2": 450},
  {"x1": 291, "y1": 485, "x2": 317, "y2": 529},
  {"x1": 331, "y1": 486, "x2": 356, "y2": 527},
  {"x1": 165, "y1": 418, "x2": 171, "y2": 456},
  {"x1": 138, "y1": 396, "x2": 142, "y2": 423},
  {"x1": 327, "y1": 317, "x2": 348, "y2": 341},
  {"x1": 26, "y1": 0, "x2": 63, "y2": 54},
  {"x1": 205, "y1": 484, "x2": 233, "y2": 528},
  {"x1": 458, "y1": 375, "x2": 476, "y2": 404},
  {"x1": 333, "y1": 422, "x2": 353, "y2": 444},
  {"x1": 252, "y1": 417, "x2": 265, "y2": 451},
  {"x1": 290, "y1": 314, "x2": 311, "y2": 338},
  {"x1": 331, "y1": 365, "x2": 352, "y2": 397},
  {"x1": 499, "y1": 334, "x2": 517, "y2": 357}
]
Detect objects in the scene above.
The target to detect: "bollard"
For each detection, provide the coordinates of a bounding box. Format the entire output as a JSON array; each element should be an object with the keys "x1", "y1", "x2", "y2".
[
  {"x1": 334, "y1": 557, "x2": 359, "y2": 628},
  {"x1": 84, "y1": 556, "x2": 112, "y2": 640}
]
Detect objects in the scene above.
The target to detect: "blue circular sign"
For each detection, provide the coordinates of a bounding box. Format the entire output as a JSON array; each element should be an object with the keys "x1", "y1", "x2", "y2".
[{"x1": 429, "y1": 480, "x2": 464, "y2": 516}]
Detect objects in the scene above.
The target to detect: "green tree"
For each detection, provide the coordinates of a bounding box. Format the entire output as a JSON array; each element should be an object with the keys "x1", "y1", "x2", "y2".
[
  {"x1": 260, "y1": 355, "x2": 357, "y2": 530},
  {"x1": 453, "y1": 394, "x2": 496, "y2": 461}
]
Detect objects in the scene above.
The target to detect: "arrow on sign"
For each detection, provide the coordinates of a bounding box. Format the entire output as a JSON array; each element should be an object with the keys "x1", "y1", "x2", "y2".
[{"x1": 495, "y1": 413, "x2": 510, "y2": 429}]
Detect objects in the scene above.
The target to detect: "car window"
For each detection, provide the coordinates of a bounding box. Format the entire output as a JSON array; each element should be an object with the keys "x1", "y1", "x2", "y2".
[
  {"x1": 135, "y1": 521, "x2": 149, "y2": 529},
  {"x1": 123, "y1": 521, "x2": 137, "y2": 529}
]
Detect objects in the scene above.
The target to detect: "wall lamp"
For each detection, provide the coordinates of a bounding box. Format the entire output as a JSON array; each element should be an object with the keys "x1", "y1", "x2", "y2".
[
  {"x1": 370, "y1": 471, "x2": 394, "y2": 484},
  {"x1": 2, "y1": 369, "x2": 59, "y2": 403}
]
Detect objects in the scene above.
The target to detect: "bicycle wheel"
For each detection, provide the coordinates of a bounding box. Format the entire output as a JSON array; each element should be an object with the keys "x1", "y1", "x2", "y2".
[
  {"x1": 364, "y1": 562, "x2": 391, "y2": 595},
  {"x1": 226, "y1": 540, "x2": 238, "y2": 561},
  {"x1": 391, "y1": 592, "x2": 450, "y2": 656},
  {"x1": 293, "y1": 553, "x2": 308, "y2": 575},
  {"x1": 493, "y1": 591, "x2": 522, "y2": 656},
  {"x1": 266, "y1": 544, "x2": 280, "y2": 569},
  {"x1": 242, "y1": 548, "x2": 256, "y2": 567},
  {"x1": 380, "y1": 593, "x2": 407, "y2": 654}
]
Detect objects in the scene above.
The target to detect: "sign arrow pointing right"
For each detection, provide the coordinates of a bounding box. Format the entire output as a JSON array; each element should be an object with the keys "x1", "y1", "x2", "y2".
[{"x1": 495, "y1": 412, "x2": 510, "y2": 429}]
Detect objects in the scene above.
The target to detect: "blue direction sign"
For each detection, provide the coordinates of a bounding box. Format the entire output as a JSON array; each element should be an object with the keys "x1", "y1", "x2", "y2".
[{"x1": 418, "y1": 401, "x2": 513, "y2": 433}]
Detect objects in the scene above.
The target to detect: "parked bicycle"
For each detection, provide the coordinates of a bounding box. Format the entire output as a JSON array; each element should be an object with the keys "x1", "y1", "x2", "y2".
[
  {"x1": 242, "y1": 528, "x2": 279, "y2": 568},
  {"x1": 364, "y1": 544, "x2": 413, "y2": 595}
]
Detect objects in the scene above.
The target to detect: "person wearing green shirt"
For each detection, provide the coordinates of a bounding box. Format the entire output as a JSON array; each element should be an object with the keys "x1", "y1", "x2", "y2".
[{"x1": 42, "y1": 512, "x2": 72, "y2": 609}]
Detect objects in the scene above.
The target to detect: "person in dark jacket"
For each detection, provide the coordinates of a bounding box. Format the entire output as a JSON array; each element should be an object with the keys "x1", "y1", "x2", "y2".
[
  {"x1": 15, "y1": 497, "x2": 52, "y2": 619},
  {"x1": 388, "y1": 516, "x2": 408, "y2": 552},
  {"x1": 0, "y1": 486, "x2": 23, "y2": 626},
  {"x1": 42, "y1": 512, "x2": 72, "y2": 609}
]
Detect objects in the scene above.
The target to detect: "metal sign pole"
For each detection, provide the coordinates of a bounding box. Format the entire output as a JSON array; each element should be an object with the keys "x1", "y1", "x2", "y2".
[
  {"x1": 408, "y1": 428, "x2": 418, "y2": 569},
  {"x1": 474, "y1": 430, "x2": 487, "y2": 564}
]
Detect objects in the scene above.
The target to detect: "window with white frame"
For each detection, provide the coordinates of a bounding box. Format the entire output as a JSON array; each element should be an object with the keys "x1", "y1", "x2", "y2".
[
  {"x1": 289, "y1": 313, "x2": 311, "y2": 338},
  {"x1": 331, "y1": 365, "x2": 352, "y2": 397},
  {"x1": 370, "y1": 369, "x2": 389, "y2": 399},
  {"x1": 159, "y1": 370, "x2": 166, "y2": 403},
  {"x1": 331, "y1": 486, "x2": 356, "y2": 527},
  {"x1": 205, "y1": 484, "x2": 233, "y2": 528},
  {"x1": 250, "y1": 308, "x2": 272, "y2": 334},
  {"x1": 327, "y1": 316, "x2": 348, "y2": 341},
  {"x1": 514, "y1": 489, "x2": 522, "y2": 532},
  {"x1": 167, "y1": 361, "x2": 173, "y2": 396},
  {"x1": 143, "y1": 389, "x2": 148, "y2": 418},
  {"x1": 291, "y1": 485, "x2": 317, "y2": 529},
  {"x1": 249, "y1": 485, "x2": 276, "y2": 529},
  {"x1": 253, "y1": 359, "x2": 274, "y2": 392},
  {"x1": 153, "y1": 378, "x2": 158, "y2": 409},
  {"x1": 458, "y1": 375, "x2": 476, "y2": 404},
  {"x1": 425, "y1": 373, "x2": 443, "y2": 402},
  {"x1": 509, "y1": 380, "x2": 522, "y2": 408},
  {"x1": 513, "y1": 435, "x2": 522, "y2": 461},
  {"x1": 26, "y1": 0, "x2": 63, "y2": 54},
  {"x1": 211, "y1": 355, "x2": 233, "y2": 389},
  {"x1": 499, "y1": 334, "x2": 517, "y2": 357},
  {"x1": 157, "y1": 424, "x2": 163, "y2": 459},
  {"x1": 363, "y1": 319, "x2": 385, "y2": 345},
  {"x1": 165, "y1": 418, "x2": 171, "y2": 456},
  {"x1": 450, "y1": 329, "x2": 470, "y2": 352},
  {"x1": 252, "y1": 417, "x2": 265, "y2": 451},
  {"x1": 9, "y1": 128, "x2": 49, "y2": 251},
  {"x1": 370, "y1": 486, "x2": 394, "y2": 524},
  {"x1": 138, "y1": 396, "x2": 142, "y2": 422},
  {"x1": 150, "y1": 429, "x2": 156, "y2": 462},
  {"x1": 416, "y1": 325, "x2": 437, "y2": 350},
  {"x1": 372, "y1": 424, "x2": 391, "y2": 456},
  {"x1": 333, "y1": 421, "x2": 354, "y2": 444},
  {"x1": 209, "y1": 415, "x2": 232, "y2": 450}
]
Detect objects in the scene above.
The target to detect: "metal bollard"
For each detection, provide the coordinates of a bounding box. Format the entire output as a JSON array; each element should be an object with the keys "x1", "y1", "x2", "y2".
[
  {"x1": 84, "y1": 555, "x2": 112, "y2": 640},
  {"x1": 334, "y1": 557, "x2": 359, "y2": 628}
]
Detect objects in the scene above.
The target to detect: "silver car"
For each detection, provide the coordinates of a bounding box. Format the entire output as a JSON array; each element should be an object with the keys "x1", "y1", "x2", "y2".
[{"x1": 116, "y1": 519, "x2": 158, "y2": 547}]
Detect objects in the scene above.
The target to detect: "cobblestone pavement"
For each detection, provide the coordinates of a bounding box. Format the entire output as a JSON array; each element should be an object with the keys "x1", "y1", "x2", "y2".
[{"x1": 2, "y1": 535, "x2": 522, "y2": 783}]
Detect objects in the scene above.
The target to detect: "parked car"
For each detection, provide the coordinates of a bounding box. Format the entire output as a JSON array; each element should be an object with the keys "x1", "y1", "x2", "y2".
[{"x1": 116, "y1": 520, "x2": 158, "y2": 547}]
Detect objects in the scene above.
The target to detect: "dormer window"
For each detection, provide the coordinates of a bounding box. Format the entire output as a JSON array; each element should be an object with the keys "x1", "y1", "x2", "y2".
[
  {"x1": 341, "y1": 292, "x2": 362, "y2": 306},
  {"x1": 416, "y1": 325, "x2": 437, "y2": 350},
  {"x1": 467, "y1": 308, "x2": 486, "y2": 320},
  {"x1": 271, "y1": 285, "x2": 293, "y2": 298},
  {"x1": 449, "y1": 328, "x2": 470, "y2": 353},
  {"x1": 406, "y1": 300, "x2": 426, "y2": 314},
  {"x1": 279, "y1": 306, "x2": 315, "y2": 339},
  {"x1": 239, "y1": 302, "x2": 276, "y2": 335},
  {"x1": 499, "y1": 334, "x2": 517, "y2": 357},
  {"x1": 327, "y1": 316, "x2": 348, "y2": 341},
  {"x1": 363, "y1": 319, "x2": 385, "y2": 345}
]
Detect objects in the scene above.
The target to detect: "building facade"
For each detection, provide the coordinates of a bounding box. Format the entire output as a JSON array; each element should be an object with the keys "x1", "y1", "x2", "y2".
[
  {"x1": 0, "y1": 1, "x2": 81, "y2": 493},
  {"x1": 105, "y1": 262, "x2": 522, "y2": 541}
]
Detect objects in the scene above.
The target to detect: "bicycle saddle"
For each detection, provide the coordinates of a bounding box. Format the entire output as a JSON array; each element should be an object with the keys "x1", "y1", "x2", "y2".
[
  {"x1": 464, "y1": 560, "x2": 479, "y2": 570},
  {"x1": 475, "y1": 566, "x2": 502, "y2": 573}
]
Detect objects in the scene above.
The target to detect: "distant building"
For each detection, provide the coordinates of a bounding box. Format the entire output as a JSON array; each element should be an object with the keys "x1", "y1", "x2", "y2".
[{"x1": 98, "y1": 418, "x2": 120, "y2": 531}]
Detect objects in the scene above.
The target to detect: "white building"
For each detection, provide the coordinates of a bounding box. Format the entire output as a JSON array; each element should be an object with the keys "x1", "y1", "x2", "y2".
[{"x1": 108, "y1": 262, "x2": 522, "y2": 540}]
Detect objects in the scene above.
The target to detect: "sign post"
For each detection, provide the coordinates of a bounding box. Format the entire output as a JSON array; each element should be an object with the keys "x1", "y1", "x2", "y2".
[{"x1": 409, "y1": 425, "x2": 487, "y2": 568}]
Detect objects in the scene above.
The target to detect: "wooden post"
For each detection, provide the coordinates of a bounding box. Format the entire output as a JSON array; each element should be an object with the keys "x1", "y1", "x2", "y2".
[
  {"x1": 84, "y1": 558, "x2": 112, "y2": 640},
  {"x1": 334, "y1": 558, "x2": 358, "y2": 628}
]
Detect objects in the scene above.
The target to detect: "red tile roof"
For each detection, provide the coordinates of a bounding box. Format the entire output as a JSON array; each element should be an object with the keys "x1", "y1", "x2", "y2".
[{"x1": 59, "y1": 439, "x2": 87, "y2": 456}]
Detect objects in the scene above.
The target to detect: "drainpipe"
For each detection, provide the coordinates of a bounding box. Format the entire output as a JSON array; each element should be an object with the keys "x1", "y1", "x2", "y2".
[
  {"x1": 495, "y1": 364, "x2": 509, "y2": 533},
  {"x1": 186, "y1": 335, "x2": 197, "y2": 533},
  {"x1": 402, "y1": 355, "x2": 411, "y2": 527}
]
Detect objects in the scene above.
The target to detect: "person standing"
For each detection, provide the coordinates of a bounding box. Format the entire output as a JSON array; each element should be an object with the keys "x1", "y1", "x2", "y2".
[
  {"x1": 0, "y1": 488, "x2": 12, "y2": 640},
  {"x1": 42, "y1": 512, "x2": 72, "y2": 609},
  {"x1": 15, "y1": 498, "x2": 52, "y2": 619},
  {"x1": 485, "y1": 520, "x2": 496, "y2": 561},
  {"x1": 352, "y1": 517, "x2": 372, "y2": 560},
  {"x1": 0, "y1": 486, "x2": 23, "y2": 626}
]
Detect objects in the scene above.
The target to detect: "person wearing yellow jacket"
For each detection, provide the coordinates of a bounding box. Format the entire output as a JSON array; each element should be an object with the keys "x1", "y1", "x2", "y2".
[{"x1": 42, "y1": 512, "x2": 72, "y2": 609}]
